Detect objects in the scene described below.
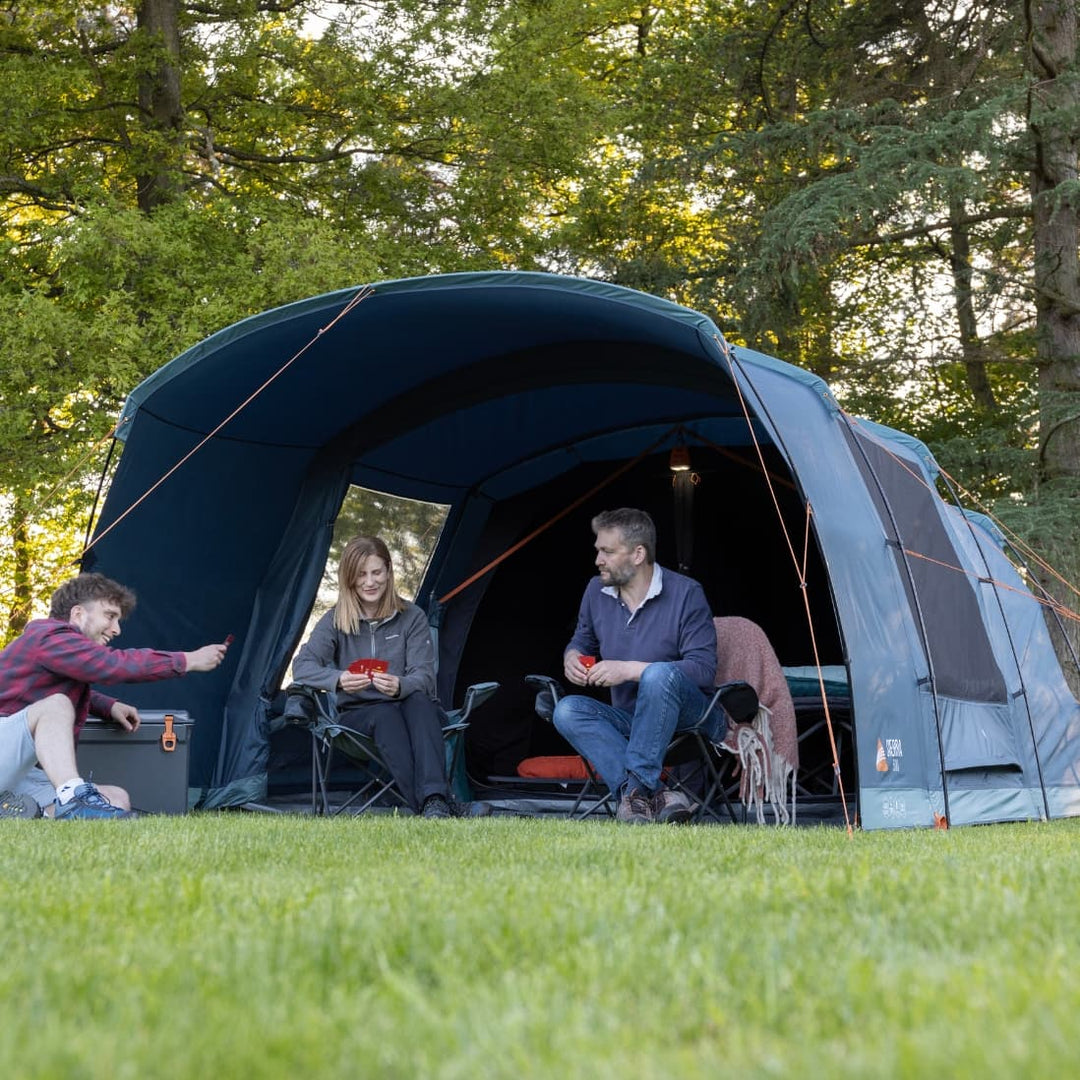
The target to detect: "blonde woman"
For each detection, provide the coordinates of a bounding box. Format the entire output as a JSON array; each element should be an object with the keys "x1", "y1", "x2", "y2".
[{"x1": 293, "y1": 535, "x2": 455, "y2": 817}]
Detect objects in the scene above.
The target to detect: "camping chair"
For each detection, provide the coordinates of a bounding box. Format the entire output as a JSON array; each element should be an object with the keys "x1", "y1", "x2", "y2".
[
  {"x1": 670, "y1": 616, "x2": 799, "y2": 826},
  {"x1": 663, "y1": 681, "x2": 759, "y2": 824},
  {"x1": 524, "y1": 673, "x2": 615, "y2": 818},
  {"x1": 282, "y1": 681, "x2": 499, "y2": 815},
  {"x1": 525, "y1": 616, "x2": 797, "y2": 825},
  {"x1": 525, "y1": 672, "x2": 754, "y2": 822}
]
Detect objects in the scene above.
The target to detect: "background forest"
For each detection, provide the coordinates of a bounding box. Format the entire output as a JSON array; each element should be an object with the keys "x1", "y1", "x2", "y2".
[{"x1": 2, "y1": 0, "x2": 1078, "y2": 658}]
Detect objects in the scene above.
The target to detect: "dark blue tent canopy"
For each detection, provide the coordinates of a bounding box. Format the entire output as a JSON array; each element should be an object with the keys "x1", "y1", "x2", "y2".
[
  {"x1": 88, "y1": 274, "x2": 769, "y2": 797},
  {"x1": 87, "y1": 271, "x2": 1080, "y2": 827}
]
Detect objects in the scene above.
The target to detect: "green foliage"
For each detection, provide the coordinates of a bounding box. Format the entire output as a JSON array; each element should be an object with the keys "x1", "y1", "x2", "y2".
[
  {"x1": 3, "y1": 816, "x2": 1080, "y2": 1077},
  {"x1": 328, "y1": 487, "x2": 449, "y2": 603},
  {"x1": 0, "y1": 197, "x2": 382, "y2": 634},
  {"x1": 3, "y1": 0, "x2": 1078, "y2": 629},
  {"x1": 1, "y1": 0, "x2": 630, "y2": 629}
]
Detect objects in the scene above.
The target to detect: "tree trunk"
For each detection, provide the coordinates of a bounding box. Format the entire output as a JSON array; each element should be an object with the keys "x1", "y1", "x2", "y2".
[
  {"x1": 949, "y1": 193, "x2": 998, "y2": 412},
  {"x1": 6, "y1": 503, "x2": 33, "y2": 642},
  {"x1": 136, "y1": 0, "x2": 184, "y2": 212},
  {"x1": 1026, "y1": 0, "x2": 1080, "y2": 686}
]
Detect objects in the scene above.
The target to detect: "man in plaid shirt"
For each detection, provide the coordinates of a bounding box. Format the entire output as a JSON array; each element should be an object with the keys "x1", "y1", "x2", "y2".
[{"x1": 0, "y1": 573, "x2": 229, "y2": 819}]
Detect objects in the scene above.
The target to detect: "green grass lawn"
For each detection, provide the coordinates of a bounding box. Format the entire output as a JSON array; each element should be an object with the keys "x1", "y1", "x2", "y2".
[{"x1": 3, "y1": 814, "x2": 1079, "y2": 1078}]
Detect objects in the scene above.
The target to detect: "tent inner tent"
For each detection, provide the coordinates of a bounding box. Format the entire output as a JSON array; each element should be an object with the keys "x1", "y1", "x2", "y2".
[{"x1": 84, "y1": 272, "x2": 1080, "y2": 829}]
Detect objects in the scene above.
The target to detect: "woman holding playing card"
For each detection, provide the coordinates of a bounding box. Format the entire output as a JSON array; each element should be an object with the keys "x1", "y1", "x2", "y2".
[{"x1": 292, "y1": 535, "x2": 457, "y2": 818}]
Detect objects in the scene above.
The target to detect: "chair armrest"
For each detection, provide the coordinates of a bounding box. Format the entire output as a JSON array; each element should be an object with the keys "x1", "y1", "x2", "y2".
[
  {"x1": 447, "y1": 681, "x2": 500, "y2": 725},
  {"x1": 524, "y1": 674, "x2": 563, "y2": 698},
  {"x1": 525, "y1": 674, "x2": 565, "y2": 723},
  {"x1": 283, "y1": 682, "x2": 335, "y2": 726},
  {"x1": 693, "y1": 680, "x2": 758, "y2": 735}
]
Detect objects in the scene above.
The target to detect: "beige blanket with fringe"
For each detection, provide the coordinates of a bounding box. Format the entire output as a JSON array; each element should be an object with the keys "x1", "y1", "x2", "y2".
[{"x1": 712, "y1": 616, "x2": 798, "y2": 824}]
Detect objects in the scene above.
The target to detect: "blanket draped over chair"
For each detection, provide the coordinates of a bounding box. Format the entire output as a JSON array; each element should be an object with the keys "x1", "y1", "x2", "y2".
[{"x1": 712, "y1": 616, "x2": 799, "y2": 824}]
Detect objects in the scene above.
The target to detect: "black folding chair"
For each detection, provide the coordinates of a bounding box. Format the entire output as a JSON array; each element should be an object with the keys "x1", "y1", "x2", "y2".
[
  {"x1": 525, "y1": 673, "x2": 615, "y2": 818},
  {"x1": 283, "y1": 681, "x2": 499, "y2": 815},
  {"x1": 663, "y1": 681, "x2": 759, "y2": 824},
  {"x1": 526, "y1": 672, "x2": 759, "y2": 823}
]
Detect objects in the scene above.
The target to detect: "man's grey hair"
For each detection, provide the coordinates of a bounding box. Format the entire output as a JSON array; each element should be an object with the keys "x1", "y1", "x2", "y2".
[{"x1": 591, "y1": 508, "x2": 656, "y2": 563}]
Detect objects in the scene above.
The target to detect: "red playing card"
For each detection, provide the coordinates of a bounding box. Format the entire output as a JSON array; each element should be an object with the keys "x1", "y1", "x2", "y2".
[{"x1": 348, "y1": 658, "x2": 389, "y2": 675}]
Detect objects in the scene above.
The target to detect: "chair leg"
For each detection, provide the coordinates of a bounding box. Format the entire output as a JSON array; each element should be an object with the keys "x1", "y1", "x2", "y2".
[
  {"x1": 312, "y1": 732, "x2": 334, "y2": 816},
  {"x1": 568, "y1": 763, "x2": 615, "y2": 819},
  {"x1": 331, "y1": 773, "x2": 402, "y2": 816},
  {"x1": 687, "y1": 732, "x2": 738, "y2": 825}
]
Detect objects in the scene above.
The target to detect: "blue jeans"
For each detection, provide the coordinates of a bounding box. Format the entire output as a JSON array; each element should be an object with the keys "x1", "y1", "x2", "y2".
[{"x1": 552, "y1": 663, "x2": 721, "y2": 796}]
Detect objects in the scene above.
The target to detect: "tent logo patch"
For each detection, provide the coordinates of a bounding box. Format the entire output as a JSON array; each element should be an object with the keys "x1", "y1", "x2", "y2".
[
  {"x1": 876, "y1": 738, "x2": 903, "y2": 773},
  {"x1": 875, "y1": 739, "x2": 889, "y2": 772}
]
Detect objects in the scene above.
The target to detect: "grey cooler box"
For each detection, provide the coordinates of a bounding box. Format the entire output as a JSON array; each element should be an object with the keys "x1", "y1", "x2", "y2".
[{"x1": 77, "y1": 710, "x2": 194, "y2": 814}]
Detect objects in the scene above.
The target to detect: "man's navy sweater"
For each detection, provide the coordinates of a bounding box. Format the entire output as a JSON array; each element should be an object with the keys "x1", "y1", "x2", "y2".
[{"x1": 566, "y1": 565, "x2": 716, "y2": 711}]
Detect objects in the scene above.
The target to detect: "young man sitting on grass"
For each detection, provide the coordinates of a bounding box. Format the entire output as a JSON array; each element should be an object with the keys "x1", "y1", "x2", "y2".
[{"x1": 0, "y1": 572, "x2": 228, "y2": 819}]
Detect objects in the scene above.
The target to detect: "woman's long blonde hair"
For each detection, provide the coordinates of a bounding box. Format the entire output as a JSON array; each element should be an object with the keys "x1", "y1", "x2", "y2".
[{"x1": 334, "y1": 535, "x2": 407, "y2": 633}]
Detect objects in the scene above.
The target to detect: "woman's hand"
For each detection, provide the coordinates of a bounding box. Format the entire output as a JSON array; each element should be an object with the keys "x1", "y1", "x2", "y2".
[
  {"x1": 370, "y1": 671, "x2": 401, "y2": 698},
  {"x1": 339, "y1": 670, "x2": 372, "y2": 694}
]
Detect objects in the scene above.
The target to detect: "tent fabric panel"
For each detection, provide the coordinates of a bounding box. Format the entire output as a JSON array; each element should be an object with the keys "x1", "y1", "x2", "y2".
[
  {"x1": 944, "y1": 786, "x2": 1043, "y2": 826},
  {"x1": 860, "y1": 786, "x2": 942, "y2": 829},
  {"x1": 209, "y1": 451, "x2": 352, "y2": 796},
  {"x1": 475, "y1": 416, "x2": 768, "y2": 503},
  {"x1": 848, "y1": 416, "x2": 941, "y2": 477},
  {"x1": 85, "y1": 419, "x2": 318, "y2": 786},
  {"x1": 727, "y1": 344, "x2": 837, "y2": 402},
  {"x1": 347, "y1": 373, "x2": 735, "y2": 494},
  {"x1": 726, "y1": 360, "x2": 948, "y2": 817},
  {"x1": 343, "y1": 413, "x2": 770, "y2": 507},
  {"x1": 119, "y1": 272, "x2": 727, "y2": 448},
  {"x1": 1045, "y1": 785, "x2": 1080, "y2": 817},
  {"x1": 944, "y1": 504, "x2": 1080, "y2": 800},
  {"x1": 844, "y1": 425, "x2": 1008, "y2": 704}
]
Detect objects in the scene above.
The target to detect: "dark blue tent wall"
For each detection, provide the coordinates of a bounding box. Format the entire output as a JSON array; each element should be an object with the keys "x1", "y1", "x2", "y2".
[
  {"x1": 86, "y1": 273, "x2": 753, "y2": 800},
  {"x1": 85, "y1": 271, "x2": 1080, "y2": 826}
]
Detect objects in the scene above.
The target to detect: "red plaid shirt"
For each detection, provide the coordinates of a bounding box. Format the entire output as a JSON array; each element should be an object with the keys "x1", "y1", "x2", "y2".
[{"x1": 0, "y1": 618, "x2": 186, "y2": 737}]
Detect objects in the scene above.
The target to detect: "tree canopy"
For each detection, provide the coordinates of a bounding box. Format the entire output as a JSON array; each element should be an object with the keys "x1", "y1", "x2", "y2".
[{"x1": 2, "y1": 0, "x2": 1078, "y2": 647}]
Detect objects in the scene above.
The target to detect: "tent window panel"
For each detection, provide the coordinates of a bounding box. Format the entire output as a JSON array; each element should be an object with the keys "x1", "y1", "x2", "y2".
[
  {"x1": 938, "y1": 699, "x2": 1023, "y2": 771},
  {"x1": 281, "y1": 486, "x2": 449, "y2": 686},
  {"x1": 844, "y1": 428, "x2": 1008, "y2": 704},
  {"x1": 944, "y1": 767, "x2": 1025, "y2": 794}
]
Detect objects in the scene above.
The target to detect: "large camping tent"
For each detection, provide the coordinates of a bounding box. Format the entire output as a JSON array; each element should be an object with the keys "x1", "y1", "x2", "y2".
[{"x1": 85, "y1": 271, "x2": 1080, "y2": 828}]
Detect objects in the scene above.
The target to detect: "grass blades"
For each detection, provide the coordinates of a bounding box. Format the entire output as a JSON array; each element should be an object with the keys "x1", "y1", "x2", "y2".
[{"x1": 3, "y1": 815, "x2": 1079, "y2": 1078}]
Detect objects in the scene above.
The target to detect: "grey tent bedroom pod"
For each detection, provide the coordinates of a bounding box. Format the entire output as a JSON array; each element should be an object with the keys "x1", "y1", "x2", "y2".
[{"x1": 85, "y1": 271, "x2": 1080, "y2": 828}]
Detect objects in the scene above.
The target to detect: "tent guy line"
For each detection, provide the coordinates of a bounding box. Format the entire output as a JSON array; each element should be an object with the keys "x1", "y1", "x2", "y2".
[
  {"x1": 841, "y1": 410, "x2": 1080, "y2": 619},
  {"x1": 80, "y1": 284, "x2": 374, "y2": 562},
  {"x1": 717, "y1": 335, "x2": 853, "y2": 833}
]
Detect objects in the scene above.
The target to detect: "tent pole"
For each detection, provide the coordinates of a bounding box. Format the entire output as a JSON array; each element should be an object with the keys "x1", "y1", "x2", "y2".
[{"x1": 81, "y1": 436, "x2": 118, "y2": 565}]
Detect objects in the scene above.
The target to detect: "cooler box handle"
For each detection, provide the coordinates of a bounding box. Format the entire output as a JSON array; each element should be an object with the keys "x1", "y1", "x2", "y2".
[{"x1": 161, "y1": 714, "x2": 177, "y2": 752}]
